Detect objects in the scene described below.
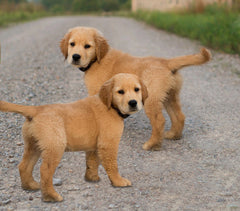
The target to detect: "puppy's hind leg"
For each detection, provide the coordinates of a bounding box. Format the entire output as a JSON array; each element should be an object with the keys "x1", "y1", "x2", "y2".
[
  {"x1": 35, "y1": 117, "x2": 66, "y2": 202},
  {"x1": 164, "y1": 91, "x2": 185, "y2": 140},
  {"x1": 40, "y1": 145, "x2": 65, "y2": 202},
  {"x1": 19, "y1": 124, "x2": 41, "y2": 190},
  {"x1": 19, "y1": 142, "x2": 41, "y2": 190},
  {"x1": 85, "y1": 151, "x2": 100, "y2": 182}
]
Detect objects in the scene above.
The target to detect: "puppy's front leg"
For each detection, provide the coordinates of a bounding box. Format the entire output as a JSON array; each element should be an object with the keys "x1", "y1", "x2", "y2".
[
  {"x1": 97, "y1": 139, "x2": 131, "y2": 187},
  {"x1": 85, "y1": 151, "x2": 100, "y2": 182},
  {"x1": 142, "y1": 97, "x2": 165, "y2": 150}
]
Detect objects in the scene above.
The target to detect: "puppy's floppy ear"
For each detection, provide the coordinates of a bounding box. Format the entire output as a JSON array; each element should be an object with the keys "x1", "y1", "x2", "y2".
[
  {"x1": 60, "y1": 31, "x2": 72, "y2": 60},
  {"x1": 94, "y1": 31, "x2": 109, "y2": 63},
  {"x1": 99, "y1": 79, "x2": 113, "y2": 109},
  {"x1": 139, "y1": 79, "x2": 148, "y2": 105}
]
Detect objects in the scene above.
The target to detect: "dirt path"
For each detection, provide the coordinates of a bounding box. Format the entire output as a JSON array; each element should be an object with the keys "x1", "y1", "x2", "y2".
[{"x1": 0, "y1": 16, "x2": 240, "y2": 210}]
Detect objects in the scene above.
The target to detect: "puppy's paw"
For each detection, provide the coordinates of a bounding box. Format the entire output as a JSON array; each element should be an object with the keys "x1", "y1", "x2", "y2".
[
  {"x1": 22, "y1": 181, "x2": 40, "y2": 191},
  {"x1": 85, "y1": 173, "x2": 100, "y2": 182},
  {"x1": 112, "y1": 177, "x2": 131, "y2": 187},
  {"x1": 142, "y1": 140, "x2": 161, "y2": 151},
  {"x1": 42, "y1": 191, "x2": 63, "y2": 202},
  {"x1": 164, "y1": 131, "x2": 182, "y2": 140}
]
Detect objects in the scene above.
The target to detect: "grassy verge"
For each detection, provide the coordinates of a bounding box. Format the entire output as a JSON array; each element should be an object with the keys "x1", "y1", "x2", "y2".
[
  {"x1": 0, "y1": 11, "x2": 50, "y2": 27},
  {"x1": 0, "y1": 2, "x2": 50, "y2": 27},
  {"x1": 129, "y1": 6, "x2": 240, "y2": 55}
]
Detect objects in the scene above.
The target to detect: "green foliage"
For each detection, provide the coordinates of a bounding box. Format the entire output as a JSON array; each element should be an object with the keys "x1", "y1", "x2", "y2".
[
  {"x1": 0, "y1": 11, "x2": 47, "y2": 26},
  {"x1": 73, "y1": 0, "x2": 101, "y2": 12},
  {"x1": 130, "y1": 6, "x2": 240, "y2": 55},
  {"x1": 40, "y1": 0, "x2": 131, "y2": 12},
  {"x1": 119, "y1": 0, "x2": 131, "y2": 10},
  {"x1": 101, "y1": 0, "x2": 120, "y2": 12},
  {"x1": 0, "y1": 1, "x2": 46, "y2": 26},
  {"x1": 0, "y1": 0, "x2": 27, "y2": 3}
]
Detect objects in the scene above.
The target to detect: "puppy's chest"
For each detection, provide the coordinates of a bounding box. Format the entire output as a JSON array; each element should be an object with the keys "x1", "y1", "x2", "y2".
[{"x1": 85, "y1": 70, "x2": 110, "y2": 95}]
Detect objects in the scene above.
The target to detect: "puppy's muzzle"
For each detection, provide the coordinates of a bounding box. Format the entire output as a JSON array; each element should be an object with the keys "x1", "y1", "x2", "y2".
[
  {"x1": 128, "y1": 100, "x2": 138, "y2": 110},
  {"x1": 72, "y1": 54, "x2": 81, "y2": 62}
]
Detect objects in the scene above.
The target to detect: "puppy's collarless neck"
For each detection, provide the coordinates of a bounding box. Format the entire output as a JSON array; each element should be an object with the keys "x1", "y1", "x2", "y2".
[
  {"x1": 79, "y1": 58, "x2": 97, "y2": 72},
  {"x1": 111, "y1": 105, "x2": 129, "y2": 119}
]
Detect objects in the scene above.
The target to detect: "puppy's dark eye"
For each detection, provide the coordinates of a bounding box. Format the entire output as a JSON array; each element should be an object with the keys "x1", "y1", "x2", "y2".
[
  {"x1": 118, "y1": 90, "x2": 124, "y2": 94},
  {"x1": 135, "y1": 87, "x2": 140, "y2": 92},
  {"x1": 70, "y1": 42, "x2": 75, "y2": 47},
  {"x1": 84, "y1": 44, "x2": 91, "y2": 49}
]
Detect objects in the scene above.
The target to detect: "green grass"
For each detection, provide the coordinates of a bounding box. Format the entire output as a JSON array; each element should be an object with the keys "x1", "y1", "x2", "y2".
[
  {"x1": 0, "y1": 11, "x2": 49, "y2": 27},
  {"x1": 130, "y1": 7, "x2": 240, "y2": 55}
]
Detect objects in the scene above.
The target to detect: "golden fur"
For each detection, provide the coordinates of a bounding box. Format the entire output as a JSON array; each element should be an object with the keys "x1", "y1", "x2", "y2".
[
  {"x1": 0, "y1": 73, "x2": 148, "y2": 202},
  {"x1": 60, "y1": 27, "x2": 211, "y2": 150}
]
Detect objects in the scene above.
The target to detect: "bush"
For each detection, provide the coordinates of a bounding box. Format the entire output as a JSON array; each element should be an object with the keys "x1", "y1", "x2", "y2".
[
  {"x1": 101, "y1": 0, "x2": 120, "y2": 12},
  {"x1": 40, "y1": 0, "x2": 130, "y2": 12}
]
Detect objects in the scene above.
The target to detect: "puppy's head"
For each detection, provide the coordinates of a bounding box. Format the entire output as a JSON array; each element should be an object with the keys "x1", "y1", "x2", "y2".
[
  {"x1": 99, "y1": 73, "x2": 148, "y2": 116},
  {"x1": 60, "y1": 27, "x2": 109, "y2": 70}
]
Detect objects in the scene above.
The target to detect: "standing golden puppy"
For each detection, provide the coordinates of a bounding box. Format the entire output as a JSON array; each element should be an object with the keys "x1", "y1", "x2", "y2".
[
  {"x1": 60, "y1": 27, "x2": 211, "y2": 150},
  {"x1": 0, "y1": 73, "x2": 148, "y2": 202}
]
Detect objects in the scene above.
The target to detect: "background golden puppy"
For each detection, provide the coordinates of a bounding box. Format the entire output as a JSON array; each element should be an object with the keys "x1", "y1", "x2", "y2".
[
  {"x1": 60, "y1": 26, "x2": 211, "y2": 150},
  {"x1": 0, "y1": 73, "x2": 148, "y2": 202}
]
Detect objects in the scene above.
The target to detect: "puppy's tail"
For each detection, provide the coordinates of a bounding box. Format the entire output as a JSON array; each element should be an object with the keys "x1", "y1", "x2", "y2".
[
  {"x1": 167, "y1": 48, "x2": 211, "y2": 73},
  {"x1": 0, "y1": 101, "x2": 38, "y2": 120}
]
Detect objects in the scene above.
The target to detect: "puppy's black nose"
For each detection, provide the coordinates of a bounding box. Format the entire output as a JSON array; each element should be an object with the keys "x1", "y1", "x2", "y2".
[
  {"x1": 72, "y1": 54, "x2": 81, "y2": 61},
  {"x1": 128, "y1": 100, "x2": 137, "y2": 108}
]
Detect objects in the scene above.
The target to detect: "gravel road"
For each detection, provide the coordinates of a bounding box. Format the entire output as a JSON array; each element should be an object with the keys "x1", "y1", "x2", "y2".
[{"x1": 0, "y1": 16, "x2": 240, "y2": 211}]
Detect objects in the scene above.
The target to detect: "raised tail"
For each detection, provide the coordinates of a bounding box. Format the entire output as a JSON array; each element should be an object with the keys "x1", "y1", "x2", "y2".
[
  {"x1": 0, "y1": 101, "x2": 38, "y2": 119},
  {"x1": 167, "y1": 48, "x2": 211, "y2": 73}
]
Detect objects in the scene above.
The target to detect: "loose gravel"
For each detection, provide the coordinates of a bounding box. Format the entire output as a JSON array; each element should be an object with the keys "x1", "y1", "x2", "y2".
[{"x1": 0, "y1": 16, "x2": 240, "y2": 210}]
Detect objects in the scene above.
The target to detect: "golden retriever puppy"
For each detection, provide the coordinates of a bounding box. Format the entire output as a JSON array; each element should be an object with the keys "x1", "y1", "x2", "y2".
[
  {"x1": 0, "y1": 73, "x2": 148, "y2": 202},
  {"x1": 60, "y1": 27, "x2": 211, "y2": 150}
]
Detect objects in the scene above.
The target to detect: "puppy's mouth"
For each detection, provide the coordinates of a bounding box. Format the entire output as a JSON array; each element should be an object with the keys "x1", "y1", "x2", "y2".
[
  {"x1": 121, "y1": 107, "x2": 139, "y2": 115},
  {"x1": 71, "y1": 60, "x2": 80, "y2": 66},
  {"x1": 128, "y1": 107, "x2": 139, "y2": 114},
  {"x1": 71, "y1": 61, "x2": 89, "y2": 72},
  {"x1": 78, "y1": 64, "x2": 90, "y2": 72},
  {"x1": 75, "y1": 59, "x2": 97, "y2": 72}
]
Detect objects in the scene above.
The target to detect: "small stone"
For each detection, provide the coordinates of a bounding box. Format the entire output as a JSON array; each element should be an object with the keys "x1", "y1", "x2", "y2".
[
  {"x1": 83, "y1": 193, "x2": 93, "y2": 197},
  {"x1": 227, "y1": 202, "x2": 240, "y2": 210},
  {"x1": 53, "y1": 178, "x2": 62, "y2": 186},
  {"x1": 16, "y1": 142, "x2": 23, "y2": 146},
  {"x1": 57, "y1": 164, "x2": 63, "y2": 169},
  {"x1": 81, "y1": 205, "x2": 88, "y2": 210},
  {"x1": 108, "y1": 204, "x2": 115, "y2": 209},
  {"x1": 2, "y1": 199, "x2": 11, "y2": 205},
  {"x1": 29, "y1": 196, "x2": 33, "y2": 201},
  {"x1": 9, "y1": 159, "x2": 15, "y2": 163},
  {"x1": 217, "y1": 198, "x2": 226, "y2": 202},
  {"x1": 68, "y1": 187, "x2": 80, "y2": 191},
  {"x1": 220, "y1": 192, "x2": 233, "y2": 197}
]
